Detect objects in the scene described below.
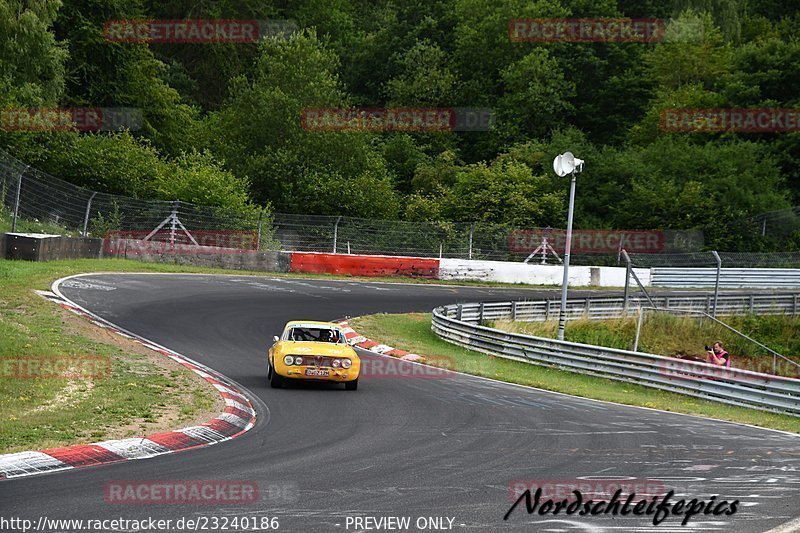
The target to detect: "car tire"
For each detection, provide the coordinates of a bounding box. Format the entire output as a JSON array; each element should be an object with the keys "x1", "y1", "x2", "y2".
[
  {"x1": 345, "y1": 379, "x2": 358, "y2": 391},
  {"x1": 270, "y1": 366, "x2": 284, "y2": 389}
]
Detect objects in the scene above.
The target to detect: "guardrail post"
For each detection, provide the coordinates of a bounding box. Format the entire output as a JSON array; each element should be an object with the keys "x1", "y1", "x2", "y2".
[
  {"x1": 457, "y1": 304, "x2": 463, "y2": 321},
  {"x1": 545, "y1": 299, "x2": 550, "y2": 321},
  {"x1": 511, "y1": 301, "x2": 517, "y2": 321},
  {"x1": 479, "y1": 302, "x2": 485, "y2": 324},
  {"x1": 794, "y1": 294, "x2": 799, "y2": 317},
  {"x1": 711, "y1": 250, "x2": 722, "y2": 317},
  {"x1": 750, "y1": 295, "x2": 755, "y2": 314},
  {"x1": 584, "y1": 297, "x2": 590, "y2": 318}
]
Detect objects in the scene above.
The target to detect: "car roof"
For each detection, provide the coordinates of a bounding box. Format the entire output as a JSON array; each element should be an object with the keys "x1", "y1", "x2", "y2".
[{"x1": 283, "y1": 320, "x2": 340, "y2": 330}]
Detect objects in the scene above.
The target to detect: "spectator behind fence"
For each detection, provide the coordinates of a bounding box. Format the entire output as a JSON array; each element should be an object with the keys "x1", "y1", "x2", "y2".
[{"x1": 706, "y1": 341, "x2": 731, "y2": 367}]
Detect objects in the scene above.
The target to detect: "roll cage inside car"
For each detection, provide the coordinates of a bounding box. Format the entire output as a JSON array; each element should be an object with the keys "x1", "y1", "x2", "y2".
[{"x1": 284, "y1": 326, "x2": 346, "y2": 344}]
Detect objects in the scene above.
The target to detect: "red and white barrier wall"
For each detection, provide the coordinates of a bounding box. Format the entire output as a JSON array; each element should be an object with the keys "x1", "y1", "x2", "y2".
[
  {"x1": 287, "y1": 253, "x2": 650, "y2": 287},
  {"x1": 290, "y1": 252, "x2": 440, "y2": 279}
]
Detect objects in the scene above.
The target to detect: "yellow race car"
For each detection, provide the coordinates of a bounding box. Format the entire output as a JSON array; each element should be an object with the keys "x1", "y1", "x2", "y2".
[{"x1": 268, "y1": 321, "x2": 361, "y2": 390}]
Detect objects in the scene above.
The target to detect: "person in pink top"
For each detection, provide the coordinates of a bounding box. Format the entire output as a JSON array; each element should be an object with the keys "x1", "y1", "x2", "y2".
[{"x1": 706, "y1": 341, "x2": 731, "y2": 367}]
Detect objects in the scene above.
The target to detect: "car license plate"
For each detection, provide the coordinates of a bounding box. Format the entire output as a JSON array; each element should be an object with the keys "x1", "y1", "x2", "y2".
[{"x1": 305, "y1": 368, "x2": 329, "y2": 377}]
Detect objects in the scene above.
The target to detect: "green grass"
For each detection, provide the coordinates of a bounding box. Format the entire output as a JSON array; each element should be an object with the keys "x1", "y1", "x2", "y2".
[
  {"x1": 349, "y1": 312, "x2": 800, "y2": 434},
  {"x1": 494, "y1": 314, "x2": 800, "y2": 378}
]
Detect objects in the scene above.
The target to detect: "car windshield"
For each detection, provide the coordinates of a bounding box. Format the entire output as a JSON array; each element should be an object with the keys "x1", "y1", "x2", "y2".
[{"x1": 285, "y1": 326, "x2": 344, "y2": 344}]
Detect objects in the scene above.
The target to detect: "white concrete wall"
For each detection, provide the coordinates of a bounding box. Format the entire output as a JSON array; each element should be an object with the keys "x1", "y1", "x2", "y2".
[{"x1": 438, "y1": 258, "x2": 651, "y2": 287}]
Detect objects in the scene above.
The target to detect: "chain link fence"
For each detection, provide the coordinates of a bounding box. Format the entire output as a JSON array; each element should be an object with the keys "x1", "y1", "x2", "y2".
[{"x1": 3, "y1": 146, "x2": 800, "y2": 266}]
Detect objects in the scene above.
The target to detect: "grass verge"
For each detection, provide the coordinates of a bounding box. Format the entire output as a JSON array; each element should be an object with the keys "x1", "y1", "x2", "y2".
[{"x1": 349, "y1": 312, "x2": 800, "y2": 434}]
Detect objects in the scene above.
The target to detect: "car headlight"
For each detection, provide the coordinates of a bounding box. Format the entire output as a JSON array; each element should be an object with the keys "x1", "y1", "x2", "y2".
[
  {"x1": 283, "y1": 355, "x2": 294, "y2": 366},
  {"x1": 332, "y1": 359, "x2": 341, "y2": 368},
  {"x1": 341, "y1": 359, "x2": 352, "y2": 369},
  {"x1": 294, "y1": 356, "x2": 304, "y2": 365}
]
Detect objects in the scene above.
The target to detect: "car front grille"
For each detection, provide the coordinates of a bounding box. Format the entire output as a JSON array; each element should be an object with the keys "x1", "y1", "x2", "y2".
[{"x1": 291, "y1": 355, "x2": 334, "y2": 367}]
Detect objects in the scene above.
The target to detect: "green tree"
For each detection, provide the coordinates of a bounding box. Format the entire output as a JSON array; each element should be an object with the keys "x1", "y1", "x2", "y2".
[
  {"x1": 384, "y1": 39, "x2": 456, "y2": 106},
  {"x1": 406, "y1": 153, "x2": 564, "y2": 226},
  {"x1": 150, "y1": 150, "x2": 252, "y2": 211},
  {"x1": 209, "y1": 30, "x2": 400, "y2": 218},
  {"x1": 54, "y1": 0, "x2": 200, "y2": 155},
  {"x1": 0, "y1": 0, "x2": 67, "y2": 106}
]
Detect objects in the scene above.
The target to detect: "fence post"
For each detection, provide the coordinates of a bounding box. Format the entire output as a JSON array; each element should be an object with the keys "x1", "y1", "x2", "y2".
[
  {"x1": 468, "y1": 222, "x2": 477, "y2": 259},
  {"x1": 169, "y1": 200, "x2": 179, "y2": 245},
  {"x1": 633, "y1": 306, "x2": 645, "y2": 352},
  {"x1": 439, "y1": 242, "x2": 443, "y2": 259},
  {"x1": 11, "y1": 168, "x2": 24, "y2": 233},
  {"x1": 81, "y1": 192, "x2": 98, "y2": 237},
  {"x1": 333, "y1": 216, "x2": 342, "y2": 254},
  {"x1": 256, "y1": 208, "x2": 264, "y2": 251},
  {"x1": 622, "y1": 249, "x2": 632, "y2": 315},
  {"x1": 711, "y1": 250, "x2": 722, "y2": 317}
]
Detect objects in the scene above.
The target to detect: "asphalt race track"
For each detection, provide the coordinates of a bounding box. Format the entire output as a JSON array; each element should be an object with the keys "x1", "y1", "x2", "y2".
[{"x1": 3, "y1": 274, "x2": 800, "y2": 533}]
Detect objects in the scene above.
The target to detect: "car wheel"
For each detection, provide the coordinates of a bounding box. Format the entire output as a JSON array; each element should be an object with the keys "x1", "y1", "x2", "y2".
[
  {"x1": 345, "y1": 379, "x2": 358, "y2": 391},
  {"x1": 270, "y1": 367, "x2": 284, "y2": 389}
]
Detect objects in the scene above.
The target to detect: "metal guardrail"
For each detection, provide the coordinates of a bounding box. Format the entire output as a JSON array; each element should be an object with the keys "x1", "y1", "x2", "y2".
[
  {"x1": 453, "y1": 293, "x2": 800, "y2": 324},
  {"x1": 432, "y1": 295, "x2": 800, "y2": 416},
  {"x1": 651, "y1": 267, "x2": 800, "y2": 288}
]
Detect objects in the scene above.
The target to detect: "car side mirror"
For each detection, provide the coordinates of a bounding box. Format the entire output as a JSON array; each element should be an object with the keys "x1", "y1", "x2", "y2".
[{"x1": 273, "y1": 335, "x2": 279, "y2": 342}]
